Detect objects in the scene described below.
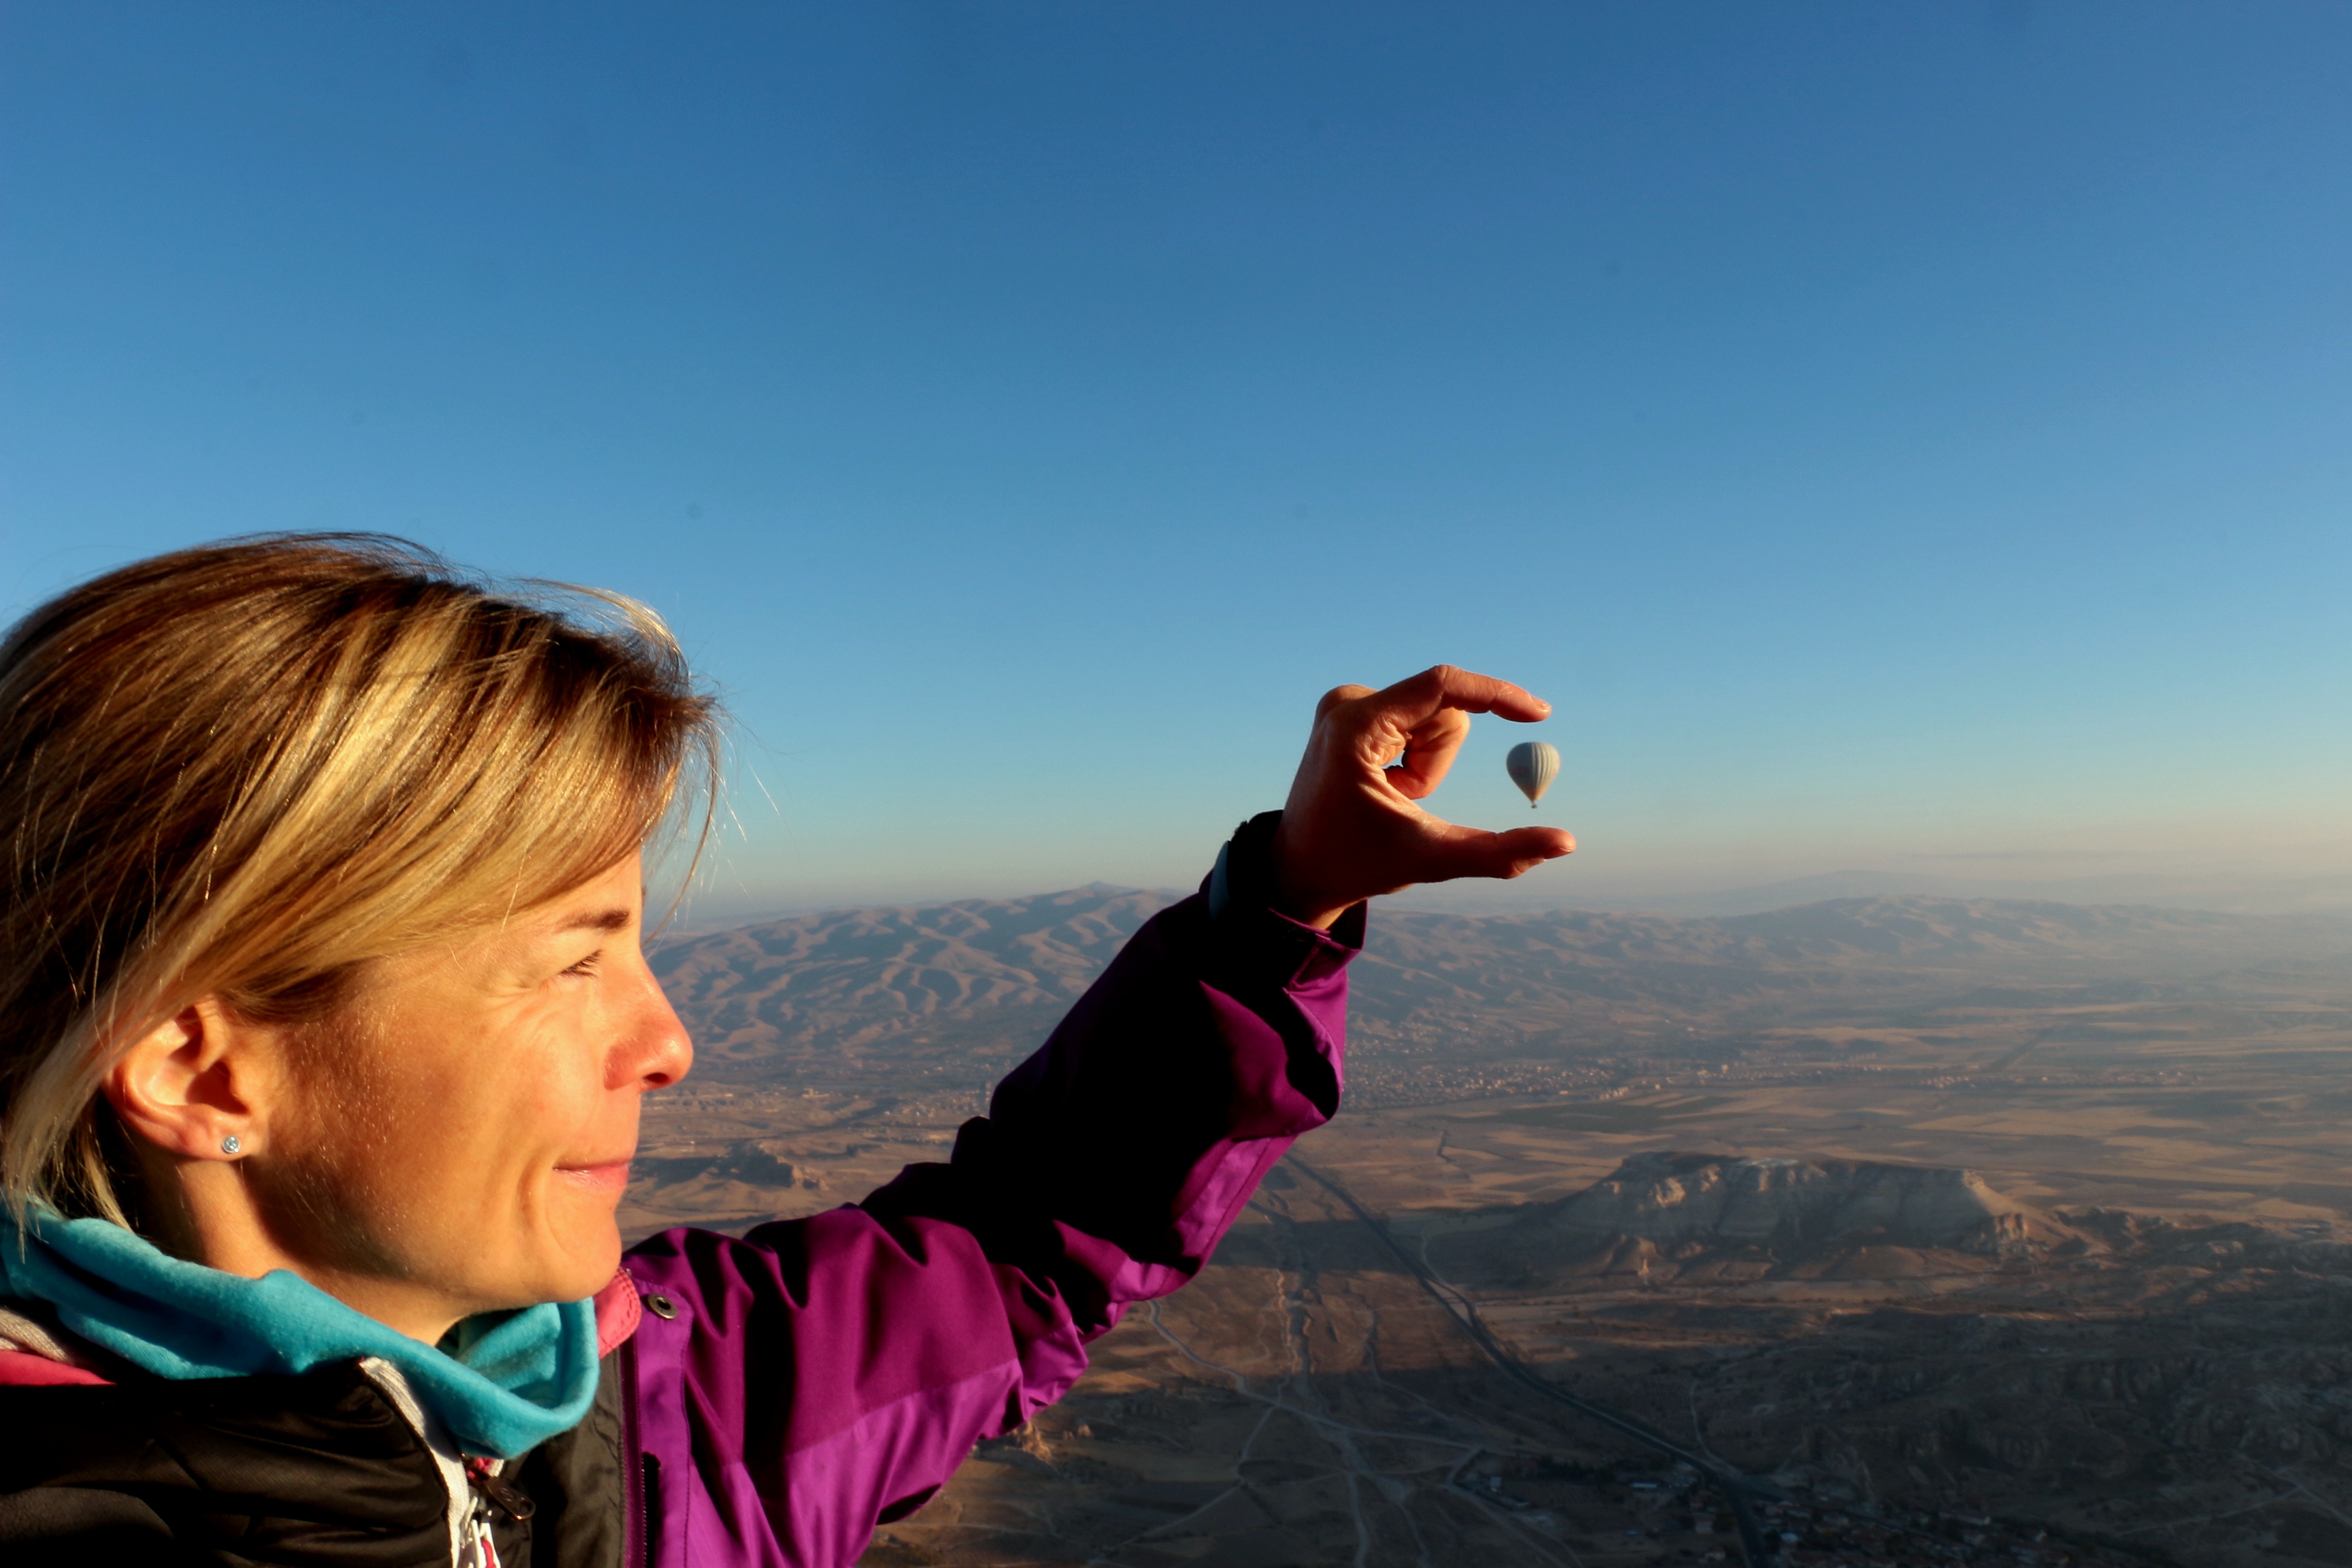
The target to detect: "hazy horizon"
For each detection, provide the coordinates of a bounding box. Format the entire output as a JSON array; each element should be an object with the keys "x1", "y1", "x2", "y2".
[{"x1": 664, "y1": 856, "x2": 2352, "y2": 933}]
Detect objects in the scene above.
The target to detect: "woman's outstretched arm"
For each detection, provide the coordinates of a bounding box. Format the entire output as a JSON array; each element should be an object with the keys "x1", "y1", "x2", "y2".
[{"x1": 617, "y1": 668, "x2": 1570, "y2": 1568}]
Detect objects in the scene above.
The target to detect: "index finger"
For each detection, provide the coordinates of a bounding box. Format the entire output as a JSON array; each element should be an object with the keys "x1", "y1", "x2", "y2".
[{"x1": 1361, "y1": 664, "x2": 1552, "y2": 729}]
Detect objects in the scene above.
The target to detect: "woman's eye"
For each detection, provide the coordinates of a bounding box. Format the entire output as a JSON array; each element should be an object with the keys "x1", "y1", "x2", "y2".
[{"x1": 561, "y1": 951, "x2": 603, "y2": 979}]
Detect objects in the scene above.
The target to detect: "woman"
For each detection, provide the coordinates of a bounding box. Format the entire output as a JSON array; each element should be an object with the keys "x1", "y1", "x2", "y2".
[{"x1": 0, "y1": 536, "x2": 1571, "y2": 1567}]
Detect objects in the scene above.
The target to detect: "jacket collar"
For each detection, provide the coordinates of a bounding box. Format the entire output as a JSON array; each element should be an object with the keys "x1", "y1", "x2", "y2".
[{"x1": 0, "y1": 1208, "x2": 600, "y2": 1456}]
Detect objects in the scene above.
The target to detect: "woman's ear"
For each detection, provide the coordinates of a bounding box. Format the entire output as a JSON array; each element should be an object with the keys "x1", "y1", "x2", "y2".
[{"x1": 103, "y1": 999, "x2": 271, "y2": 1162}]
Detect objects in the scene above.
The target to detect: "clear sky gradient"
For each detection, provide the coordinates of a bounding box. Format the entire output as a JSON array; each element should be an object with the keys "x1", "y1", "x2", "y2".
[{"x1": 3, "y1": 3, "x2": 2346, "y2": 914}]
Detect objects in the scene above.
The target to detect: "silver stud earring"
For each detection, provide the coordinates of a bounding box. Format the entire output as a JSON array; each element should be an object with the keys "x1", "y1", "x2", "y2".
[{"x1": 220, "y1": 1134, "x2": 242, "y2": 1155}]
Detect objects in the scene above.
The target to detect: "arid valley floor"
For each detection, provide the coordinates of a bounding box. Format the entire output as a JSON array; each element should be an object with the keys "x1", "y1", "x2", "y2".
[{"x1": 623, "y1": 887, "x2": 2352, "y2": 1567}]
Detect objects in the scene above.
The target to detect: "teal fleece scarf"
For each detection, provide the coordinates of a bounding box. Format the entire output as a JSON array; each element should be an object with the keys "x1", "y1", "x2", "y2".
[{"x1": 0, "y1": 1207, "x2": 598, "y2": 1457}]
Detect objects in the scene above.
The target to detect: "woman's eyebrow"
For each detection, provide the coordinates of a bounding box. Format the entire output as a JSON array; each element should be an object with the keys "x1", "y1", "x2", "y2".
[{"x1": 557, "y1": 907, "x2": 635, "y2": 934}]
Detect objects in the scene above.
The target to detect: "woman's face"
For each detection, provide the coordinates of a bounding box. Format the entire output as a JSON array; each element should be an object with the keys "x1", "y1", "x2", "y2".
[{"x1": 255, "y1": 851, "x2": 692, "y2": 1328}]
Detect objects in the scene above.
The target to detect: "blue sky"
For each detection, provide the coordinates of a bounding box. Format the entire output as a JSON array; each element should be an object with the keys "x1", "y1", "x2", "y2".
[{"x1": 3, "y1": 3, "x2": 2347, "y2": 913}]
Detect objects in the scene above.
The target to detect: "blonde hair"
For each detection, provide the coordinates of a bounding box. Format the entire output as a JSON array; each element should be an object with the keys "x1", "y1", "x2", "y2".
[{"x1": 0, "y1": 534, "x2": 719, "y2": 1226}]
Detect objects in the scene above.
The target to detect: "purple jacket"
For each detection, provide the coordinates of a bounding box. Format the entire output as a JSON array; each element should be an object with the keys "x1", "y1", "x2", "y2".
[{"x1": 614, "y1": 885, "x2": 1361, "y2": 1567}]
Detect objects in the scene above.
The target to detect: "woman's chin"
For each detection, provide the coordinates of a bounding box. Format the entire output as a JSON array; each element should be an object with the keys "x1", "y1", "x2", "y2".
[
  {"x1": 532, "y1": 1168, "x2": 629, "y2": 1298},
  {"x1": 532, "y1": 1219, "x2": 623, "y2": 1306}
]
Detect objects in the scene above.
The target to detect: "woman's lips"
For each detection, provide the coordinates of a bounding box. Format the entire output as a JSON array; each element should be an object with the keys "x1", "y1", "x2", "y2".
[{"x1": 554, "y1": 1160, "x2": 632, "y2": 1200}]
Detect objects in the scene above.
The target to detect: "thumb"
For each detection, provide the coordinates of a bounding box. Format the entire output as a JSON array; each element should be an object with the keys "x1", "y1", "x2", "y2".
[{"x1": 1420, "y1": 824, "x2": 1576, "y2": 883}]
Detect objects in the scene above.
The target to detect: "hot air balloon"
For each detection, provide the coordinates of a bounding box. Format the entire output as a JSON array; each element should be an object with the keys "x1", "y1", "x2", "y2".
[{"x1": 1505, "y1": 741, "x2": 1559, "y2": 808}]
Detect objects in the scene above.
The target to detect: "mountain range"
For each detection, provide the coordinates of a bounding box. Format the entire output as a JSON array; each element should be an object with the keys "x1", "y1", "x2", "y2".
[{"x1": 649, "y1": 885, "x2": 2352, "y2": 1090}]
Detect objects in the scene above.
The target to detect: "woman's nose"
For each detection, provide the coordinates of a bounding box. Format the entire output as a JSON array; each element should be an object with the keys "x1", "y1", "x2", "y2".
[{"x1": 615, "y1": 970, "x2": 694, "y2": 1091}]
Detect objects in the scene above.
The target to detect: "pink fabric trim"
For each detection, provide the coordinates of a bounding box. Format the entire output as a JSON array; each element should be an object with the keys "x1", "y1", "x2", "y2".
[
  {"x1": 0, "y1": 1348, "x2": 110, "y2": 1386},
  {"x1": 593, "y1": 1267, "x2": 642, "y2": 1356}
]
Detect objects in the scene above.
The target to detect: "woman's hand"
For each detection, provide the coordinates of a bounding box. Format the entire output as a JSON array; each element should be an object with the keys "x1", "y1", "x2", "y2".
[{"x1": 1270, "y1": 665, "x2": 1575, "y2": 929}]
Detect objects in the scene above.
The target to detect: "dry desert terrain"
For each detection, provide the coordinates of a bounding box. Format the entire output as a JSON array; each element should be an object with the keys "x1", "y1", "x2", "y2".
[{"x1": 625, "y1": 887, "x2": 2352, "y2": 1567}]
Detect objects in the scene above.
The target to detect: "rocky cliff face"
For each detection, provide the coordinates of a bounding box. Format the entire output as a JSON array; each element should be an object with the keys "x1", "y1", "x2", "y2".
[
  {"x1": 1547, "y1": 1152, "x2": 2031, "y2": 1250},
  {"x1": 1432, "y1": 1152, "x2": 2100, "y2": 1287}
]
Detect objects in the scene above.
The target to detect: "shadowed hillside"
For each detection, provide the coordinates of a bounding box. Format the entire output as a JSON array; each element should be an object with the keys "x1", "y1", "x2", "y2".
[{"x1": 652, "y1": 886, "x2": 1169, "y2": 1081}]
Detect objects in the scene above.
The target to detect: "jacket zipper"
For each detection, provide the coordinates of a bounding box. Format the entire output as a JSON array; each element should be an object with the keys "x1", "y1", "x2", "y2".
[{"x1": 620, "y1": 1331, "x2": 653, "y2": 1568}]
